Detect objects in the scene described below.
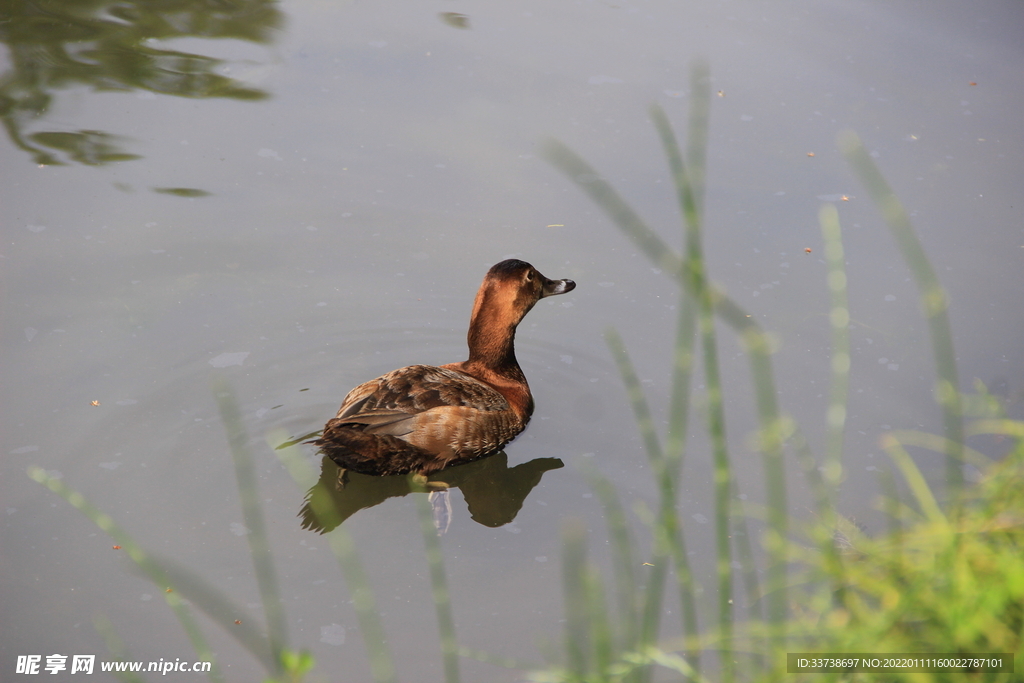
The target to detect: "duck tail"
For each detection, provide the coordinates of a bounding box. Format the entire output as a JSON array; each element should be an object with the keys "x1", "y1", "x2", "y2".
[{"x1": 314, "y1": 425, "x2": 434, "y2": 476}]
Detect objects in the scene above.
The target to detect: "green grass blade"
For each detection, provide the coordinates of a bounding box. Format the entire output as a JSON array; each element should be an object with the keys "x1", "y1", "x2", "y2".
[
  {"x1": 546, "y1": 64, "x2": 790, "y2": 650},
  {"x1": 584, "y1": 447, "x2": 703, "y2": 682},
  {"x1": 664, "y1": 294, "x2": 698, "y2": 472},
  {"x1": 819, "y1": 204, "x2": 851, "y2": 493},
  {"x1": 648, "y1": 102, "x2": 699, "y2": 474},
  {"x1": 638, "y1": 647, "x2": 715, "y2": 683},
  {"x1": 635, "y1": 538, "x2": 668, "y2": 683},
  {"x1": 877, "y1": 465, "x2": 903, "y2": 551},
  {"x1": 967, "y1": 418, "x2": 1024, "y2": 440},
  {"x1": 649, "y1": 103, "x2": 696, "y2": 247},
  {"x1": 655, "y1": 77, "x2": 748, "y2": 679},
  {"x1": 685, "y1": 63, "x2": 711, "y2": 216},
  {"x1": 214, "y1": 378, "x2": 287, "y2": 676},
  {"x1": 412, "y1": 485, "x2": 461, "y2": 683},
  {"x1": 879, "y1": 434, "x2": 948, "y2": 525},
  {"x1": 651, "y1": 88, "x2": 717, "y2": 676},
  {"x1": 885, "y1": 429, "x2": 992, "y2": 472},
  {"x1": 458, "y1": 647, "x2": 539, "y2": 672},
  {"x1": 665, "y1": 514, "x2": 701, "y2": 673},
  {"x1": 586, "y1": 567, "x2": 615, "y2": 683},
  {"x1": 93, "y1": 615, "x2": 148, "y2": 683},
  {"x1": 151, "y1": 558, "x2": 281, "y2": 673},
  {"x1": 838, "y1": 130, "x2": 964, "y2": 496},
  {"x1": 273, "y1": 436, "x2": 398, "y2": 683},
  {"x1": 323, "y1": 529, "x2": 397, "y2": 683},
  {"x1": 795, "y1": 205, "x2": 856, "y2": 623},
  {"x1": 603, "y1": 327, "x2": 669, "y2": 683},
  {"x1": 561, "y1": 519, "x2": 591, "y2": 680},
  {"x1": 728, "y1": 479, "x2": 761, "y2": 629},
  {"x1": 580, "y1": 465, "x2": 640, "y2": 652},
  {"x1": 789, "y1": 425, "x2": 849, "y2": 614},
  {"x1": 26, "y1": 467, "x2": 231, "y2": 681},
  {"x1": 698, "y1": 273, "x2": 735, "y2": 683},
  {"x1": 604, "y1": 327, "x2": 665, "y2": 466},
  {"x1": 541, "y1": 139, "x2": 684, "y2": 281},
  {"x1": 558, "y1": 519, "x2": 614, "y2": 683},
  {"x1": 606, "y1": 319, "x2": 704, "y2": 680},
  {"x1": 651, "y1": 63, "x2": 709, "y2": 475}
]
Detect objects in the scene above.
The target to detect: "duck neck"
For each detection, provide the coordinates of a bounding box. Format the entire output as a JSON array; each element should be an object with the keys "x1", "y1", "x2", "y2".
[
  {"x1": 463, "y1": 287, "x2": 527, "y2": 380},
  {"x1": 466, "y1": 316, "x2": 523, "y2": 378}
]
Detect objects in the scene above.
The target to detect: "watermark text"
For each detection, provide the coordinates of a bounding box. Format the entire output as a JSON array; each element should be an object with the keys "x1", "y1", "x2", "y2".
[{"x1": 16, "y1": 655, "x2": 213, "y2": 675}]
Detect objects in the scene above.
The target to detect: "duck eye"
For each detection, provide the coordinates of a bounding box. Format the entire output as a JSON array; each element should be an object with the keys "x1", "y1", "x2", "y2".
[{"x1": 524, "y1": 271, "x2": 534, "y2": 282}]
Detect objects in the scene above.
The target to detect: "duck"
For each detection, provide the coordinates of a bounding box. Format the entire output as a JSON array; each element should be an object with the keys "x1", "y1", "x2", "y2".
[{"x1": 314, "y1": 259, "x2": 575, "y2": 477}]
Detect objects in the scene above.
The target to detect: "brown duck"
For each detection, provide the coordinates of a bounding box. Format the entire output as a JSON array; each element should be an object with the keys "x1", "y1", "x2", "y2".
[{"x1": 315, "y1": 259, "x2": 575, "y2": 477}]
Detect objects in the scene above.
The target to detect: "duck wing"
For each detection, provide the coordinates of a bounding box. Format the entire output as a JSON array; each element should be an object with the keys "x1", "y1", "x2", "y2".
[
  {"x1": 331, "y1": 365, "x2": 511, "y2": 437},
  {"x1": 319, "y1": 364, "x2": 527, "y2": 474}
]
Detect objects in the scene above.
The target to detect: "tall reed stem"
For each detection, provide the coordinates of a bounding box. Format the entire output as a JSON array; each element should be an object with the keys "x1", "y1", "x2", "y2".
[
  {"x1": 413, "y1": 487, "x2": 462, "y2": 683},
  {"x1": 819, "y1": 204, "x2": 851, "y2": 496},
  {"x1": 215, "y1": 378, "x2": 287, "y2": 674},
  {"x1": 544, "y1": 63, "x2": 789, "y2": 659},
  {"x1": 839, "y1": 131, "x2": 964, "y2": 499},
  {"x1": 274, "y1": 439, "x2": 398, "y2": 683}
]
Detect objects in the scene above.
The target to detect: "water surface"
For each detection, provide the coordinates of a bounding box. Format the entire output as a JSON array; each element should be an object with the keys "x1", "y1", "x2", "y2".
[{"x1": 3, "y1": 0, "x2": 1023, "y2": 680}]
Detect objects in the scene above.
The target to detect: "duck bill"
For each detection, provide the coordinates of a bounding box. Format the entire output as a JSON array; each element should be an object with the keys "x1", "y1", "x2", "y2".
[{"x1": 541, "y1": 277, "x2": 576, "y2": 298}]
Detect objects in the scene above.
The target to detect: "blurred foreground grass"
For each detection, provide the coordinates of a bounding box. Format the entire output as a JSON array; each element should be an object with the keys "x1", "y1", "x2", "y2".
[{"x1": 538, "y1": 61, "x2": 1020, "y2": 682}]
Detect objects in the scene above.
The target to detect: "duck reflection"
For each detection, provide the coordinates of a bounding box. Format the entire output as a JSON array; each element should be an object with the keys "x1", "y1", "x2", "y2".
[{"x1": 299, "y1": 452, "x2": 563, "y2": 533}]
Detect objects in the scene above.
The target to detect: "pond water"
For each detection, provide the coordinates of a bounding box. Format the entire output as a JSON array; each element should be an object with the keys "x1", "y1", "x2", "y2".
[{"x1": 2, "y1": 0, "x2": 1023, "y2": 680}]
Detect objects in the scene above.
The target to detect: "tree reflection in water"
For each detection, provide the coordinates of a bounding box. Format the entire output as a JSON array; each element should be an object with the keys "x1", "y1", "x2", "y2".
[{"x1": 0, "y1": 0, "x2": 283, "y2": 165}]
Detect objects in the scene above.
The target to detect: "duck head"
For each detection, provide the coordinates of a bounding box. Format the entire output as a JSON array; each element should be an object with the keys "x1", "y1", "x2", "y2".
[
  {"x1": 472, "y1": 258, "x2": 575, "y2": 325},
  {"x1": 465, "y1": 259, "x2": 575, "y2": 370}
]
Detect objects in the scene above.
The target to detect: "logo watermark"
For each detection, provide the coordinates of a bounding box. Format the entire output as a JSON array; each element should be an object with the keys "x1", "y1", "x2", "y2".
[{"x1": 16, "y1": 655, "x2": 213, "y2": 675}]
